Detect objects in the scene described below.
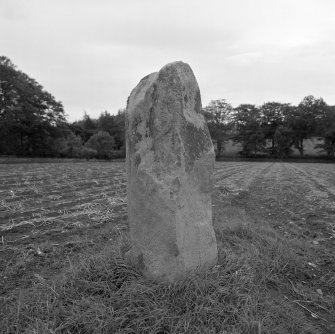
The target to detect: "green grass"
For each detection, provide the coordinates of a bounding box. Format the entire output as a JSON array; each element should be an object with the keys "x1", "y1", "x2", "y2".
[{"x1": 2, "y1": 205, "x2": 333, "y2": 334}]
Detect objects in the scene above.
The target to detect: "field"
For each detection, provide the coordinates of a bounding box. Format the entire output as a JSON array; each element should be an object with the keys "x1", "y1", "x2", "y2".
[{"x1": 1, "y1": 160, "x2": 335, "y2": 333}]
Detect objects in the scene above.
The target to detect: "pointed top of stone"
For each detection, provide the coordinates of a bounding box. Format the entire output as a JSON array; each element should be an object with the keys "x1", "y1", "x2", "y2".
[
  {"x1": 160, "y1": 60, "x2": 190, "y2": 69},
  {"x1": 128, "y1": 61, "x2": 205, "y2": 130}
]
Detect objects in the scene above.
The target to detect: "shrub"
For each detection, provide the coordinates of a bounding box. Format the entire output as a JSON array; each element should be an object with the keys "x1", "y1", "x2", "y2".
[
  {"x1": 53, "y1": 132, "x2": 83, "y2": 158},
  {"x1": 79, "y1": 147, "x2": 97, "y2": 160},
  {"x1": 85, "y1": 131, "x2": 115, "y2": 159}
]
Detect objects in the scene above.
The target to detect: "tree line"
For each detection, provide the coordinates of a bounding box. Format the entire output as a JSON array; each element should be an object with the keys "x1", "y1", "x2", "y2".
[
  {"x1": 0, "y1": 56, "x2": 125, "y2": 159},
  {"x1": 204, "y1": 98, "x2": 335, "y2": 158},
  {"x1": 1, "y1": 56, "x2": 334, "y2": 159}
]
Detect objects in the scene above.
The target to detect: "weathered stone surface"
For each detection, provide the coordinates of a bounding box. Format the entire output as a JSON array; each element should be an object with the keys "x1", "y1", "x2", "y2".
[{"x1": 126, "y1": 61, "x2": 217, "y2": 282}]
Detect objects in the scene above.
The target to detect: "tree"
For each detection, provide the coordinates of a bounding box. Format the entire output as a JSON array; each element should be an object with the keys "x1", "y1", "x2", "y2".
[
  {"x1": 203, "y1": 99, "x2": 233, "y2": 158},
  {"x1": 85, "y1": 131, "x2": 115, "y2": 159},
  {"x1": 98, "y1": 110, "x2": 115, "y2": 134},
  {"x1": 233, "y1": 104, "x2": 266, "y2": 156},
  {"x1": 315, "y1": 130, "x2": 335, "y2": 158},
  {"x1": 273, "y1": 126, "x2": 294, "y2": 158},
  {"x1": 69, "y1": 109, "x2": 125, "y2": 156},
  {"x1": 112, "y1": 109, "x2": 125, "y2": 150},
  {"x1": 69, "y1": 112, "x2": 98, "y2": 144},
  {"x1": 260, "y1": 102, "x2": 290, "y2": 155},
  {"x1": 314, "y1": 105, "x2": 335, "y2": 157},
  {"x1": 0, "y1": 56, "x2": 66, "y2": 156},
  {"x1": 97, "y1": 109, "x2": 125, "y2": 150},
  {"x1": 288, "y1": 95, "x2": 327, "y2": 157}
]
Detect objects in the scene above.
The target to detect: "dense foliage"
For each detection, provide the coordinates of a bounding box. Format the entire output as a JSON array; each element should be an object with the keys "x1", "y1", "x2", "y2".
[
  {"x1": 0, "y1": 56, "x2": 66, "y2": 156},
  {"x1": 204, "y1": 97, "x2": 335, "y2": 158},
  {"x1": 1, "y1": 56, "x2": 334, "y2": 159},
  {"x1": 0, "y1": 56, "x2": 125, "y2": 159}
]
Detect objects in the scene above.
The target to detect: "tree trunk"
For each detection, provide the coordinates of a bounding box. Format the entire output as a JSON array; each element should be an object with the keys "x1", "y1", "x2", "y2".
[
  {"x1": 20, "y1": 133, "x2": 23, "y2": 154},
  {"x1": 272, "y1": 137, "x2": 275, "y2": 155},
  {"x1": 298, "y1": 139, "x2": 304, "y2": 157},
  {"x1": 216, "y1": 140, "x2": 222, "y2": 158}
]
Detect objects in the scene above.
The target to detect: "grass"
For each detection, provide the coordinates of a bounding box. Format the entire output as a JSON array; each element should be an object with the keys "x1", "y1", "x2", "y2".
[
  {"x1": 2, "y1": 209, "x2": 333, "y2": 333},
  {"x1": 1, "y1": 161, "x2": 335, "y2": 333}
]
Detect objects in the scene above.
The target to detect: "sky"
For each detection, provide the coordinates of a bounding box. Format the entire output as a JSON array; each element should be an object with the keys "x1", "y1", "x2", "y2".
[{"x1": 1, "y1": 0, "x2": 335, "y2": 122}]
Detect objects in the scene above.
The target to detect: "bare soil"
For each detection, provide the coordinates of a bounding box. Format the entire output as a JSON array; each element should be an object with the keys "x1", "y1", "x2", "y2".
[{"x1": 0, "y1": 161, "x2": 127, "y2": 297}]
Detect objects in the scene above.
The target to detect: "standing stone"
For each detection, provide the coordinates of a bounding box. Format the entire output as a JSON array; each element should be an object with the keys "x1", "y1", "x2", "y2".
[{"x1": 126, "y1": 61, "x2": 217, "y2": 282}]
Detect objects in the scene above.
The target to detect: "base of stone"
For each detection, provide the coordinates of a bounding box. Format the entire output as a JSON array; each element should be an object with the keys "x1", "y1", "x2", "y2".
[{"x1": 124, "y1": 247, "x2": 217, "y2": 283}]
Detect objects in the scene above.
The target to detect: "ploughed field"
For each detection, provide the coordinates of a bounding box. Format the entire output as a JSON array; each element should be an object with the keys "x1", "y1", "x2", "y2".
[
  {"x1": 1, "y1": 161, "x2": 335, "y2": 333},
  {"x1": 0, "y1": 161, "x2": 127, "y2": 293}
]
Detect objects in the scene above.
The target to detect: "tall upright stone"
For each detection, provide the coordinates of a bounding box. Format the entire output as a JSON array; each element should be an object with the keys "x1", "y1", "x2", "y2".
[{"x1": 126, "y1": 61, "x2": 217, "y2": 282}]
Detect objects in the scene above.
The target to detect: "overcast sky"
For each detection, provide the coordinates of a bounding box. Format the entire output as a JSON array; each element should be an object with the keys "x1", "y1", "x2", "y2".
[{"x1": 1, "y1": 0, "x2": 335, "y2": 121}]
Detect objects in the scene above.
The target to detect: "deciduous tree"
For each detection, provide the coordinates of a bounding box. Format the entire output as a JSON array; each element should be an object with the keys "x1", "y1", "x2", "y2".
[
  {"x1": 203, "y1": 99, "x2": 233, "y2": 158},
  {"x1": 288, "y1": 96, "x2": 327, "y2": 157},
  {"x1": 260, "y1": 102, "x2": 290, "y2": 155},
  {"x1": 233, "y1": 104, "x2": 266, "y2": 156},
  {"x1": 0, "y1": 56, "x2": 66, "y2": 156},
  {"x1": 314, "y1": 105, "x2": 335, "y2": 157}
]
